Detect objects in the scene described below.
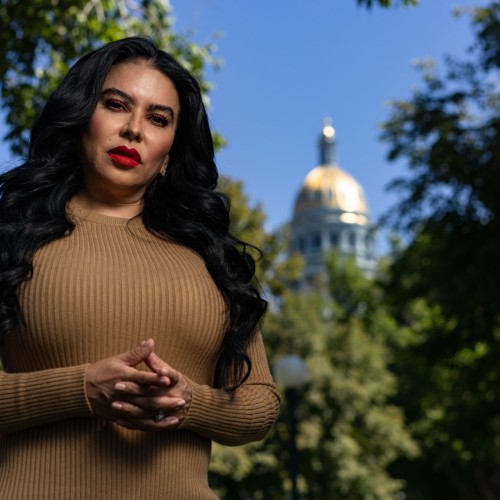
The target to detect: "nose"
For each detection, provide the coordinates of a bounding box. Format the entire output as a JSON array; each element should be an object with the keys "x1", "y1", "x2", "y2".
[{"x1": 120, "y1": 113, "x2": 142, "y2": 142}]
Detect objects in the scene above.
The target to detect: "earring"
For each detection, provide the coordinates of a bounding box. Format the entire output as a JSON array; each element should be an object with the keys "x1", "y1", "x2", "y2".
[{"x1": 160, "y1": 165, "x2": 167, "y2": 176}]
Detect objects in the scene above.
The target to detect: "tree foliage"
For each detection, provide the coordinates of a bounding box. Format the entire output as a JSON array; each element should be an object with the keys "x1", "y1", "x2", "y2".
[
  {"x1": 209, "y1": 251, "x2": 418, "y2": 499},
  {"x1": 381, "y1": 3, "x2": 500, "y2": 498}
]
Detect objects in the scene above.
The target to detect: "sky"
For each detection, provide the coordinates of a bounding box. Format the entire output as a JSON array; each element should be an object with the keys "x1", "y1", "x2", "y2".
[
  {"x1": 0, "y1": 0, "x2": 490, "y2": 253},
  {"x1": 167, "y1": 0, "x2": 488, "y2": 251}
]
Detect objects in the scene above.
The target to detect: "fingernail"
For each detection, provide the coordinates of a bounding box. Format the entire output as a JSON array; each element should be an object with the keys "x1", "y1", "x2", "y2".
[
  {"x1": 176, "y1": 400, "x2": 186, "y2": 408},
  {"x1": 115, "y1": 383, "x2": 126, "y2": 391},
  {"x1": 141, "y1": 339, "x2": 151, "y2": 347},
  {"x1": 167, "y1": 417, "x2": 179, "y2": 425},
  {"x1": 112, "y1": 402, "x2": 123, "y2": 410}
]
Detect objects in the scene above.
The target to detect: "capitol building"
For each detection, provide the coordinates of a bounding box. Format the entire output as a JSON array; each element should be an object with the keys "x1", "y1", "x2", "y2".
[{"x1": 290, "y1": 119, "x2": 377, "y2": 285}]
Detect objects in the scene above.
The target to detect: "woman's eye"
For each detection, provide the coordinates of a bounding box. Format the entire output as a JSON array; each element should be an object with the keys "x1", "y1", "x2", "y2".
[
  {"x1": 104, "y1": 99, "x2": 126, "y2": 111},
  {"x1": 149, "y1": 114, "x2": 169, "y2": 127}
]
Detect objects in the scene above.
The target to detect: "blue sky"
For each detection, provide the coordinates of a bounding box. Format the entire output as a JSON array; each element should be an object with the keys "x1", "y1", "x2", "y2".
[
  {"x1": 169, "y1": 0, "x2": 488, "y2": 251},
  {"x1": 0, "y1": 0, "x2": 490, "y2": 252}
]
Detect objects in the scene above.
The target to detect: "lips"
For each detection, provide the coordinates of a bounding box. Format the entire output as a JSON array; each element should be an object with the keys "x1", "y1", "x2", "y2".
[{"x1": 108, "y1": 146, "x2": 142, "y2": 168}]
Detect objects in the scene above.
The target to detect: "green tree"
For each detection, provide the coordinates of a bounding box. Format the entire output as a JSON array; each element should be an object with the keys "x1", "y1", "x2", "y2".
[
  {"x1": 0, "y1": 0, "x2": 221, "y2": 156},
  {"x1": 380, "y1": 3, "x2": 500, "y2": 498},
  {"x1": 210, "y1": 252, "x2": 418, "y2": 499},
  {"x1": 296, "y1": 253, "x2": 417, "y2": 499}
]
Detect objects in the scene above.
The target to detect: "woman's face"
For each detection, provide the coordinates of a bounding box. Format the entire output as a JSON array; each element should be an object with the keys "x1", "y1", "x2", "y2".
[{"x1": 80, "y1": 60, "x2": 180, "y2": 202}]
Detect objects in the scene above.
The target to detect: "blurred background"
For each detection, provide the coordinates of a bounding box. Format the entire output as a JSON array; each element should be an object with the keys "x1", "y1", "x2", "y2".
[{"x1": 1, "y1": 0, "x2": 499, "y2": 498}]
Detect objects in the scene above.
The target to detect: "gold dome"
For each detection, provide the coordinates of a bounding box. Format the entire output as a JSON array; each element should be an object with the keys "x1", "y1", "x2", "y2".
[{"x1": 293, "y1": 164, "x2": 369, "y2": 225}]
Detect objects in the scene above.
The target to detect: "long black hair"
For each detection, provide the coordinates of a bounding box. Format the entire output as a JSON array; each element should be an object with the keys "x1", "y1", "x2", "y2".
[{"x1": 0, "y1": 37, "x2": 267, "y2": 389}]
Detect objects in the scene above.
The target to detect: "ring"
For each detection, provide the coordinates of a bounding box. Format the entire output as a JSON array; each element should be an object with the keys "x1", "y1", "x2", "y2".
[{"x1": 154, "y1": 410, "x2": 168, "y2": 422}]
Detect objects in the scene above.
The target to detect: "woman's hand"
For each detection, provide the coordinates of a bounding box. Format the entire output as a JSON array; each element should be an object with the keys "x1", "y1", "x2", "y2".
[
  {"x1": 84, "y1": 339, "x2": 192, "y2": 431},
  {"x1": 111, "y1": 350, "x2": 193, "y2": 431}
]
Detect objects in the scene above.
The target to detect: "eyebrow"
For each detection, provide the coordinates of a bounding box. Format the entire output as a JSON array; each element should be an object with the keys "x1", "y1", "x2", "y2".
[{"x1": 100, "y1": 87, "x2": 176, "y2": 120}]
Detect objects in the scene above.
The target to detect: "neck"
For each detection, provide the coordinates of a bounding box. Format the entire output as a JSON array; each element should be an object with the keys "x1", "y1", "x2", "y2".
[{"x1": 74, "y1": 190, "x2": 143, "y2": 218}]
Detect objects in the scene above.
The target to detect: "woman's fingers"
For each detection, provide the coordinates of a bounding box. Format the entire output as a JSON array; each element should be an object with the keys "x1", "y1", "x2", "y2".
[
  {"x1": 113, "y1": 368, "x2": 173, "y2": 396},
  {"x1": 144, "y1": 352, "x2": 181, "y2": 380},
  {"x1": 84, "y1": 339, "x2": 165, "y2": 419},
  {"x1": 111, "y1": 397, "x2": 184, "y2": 432},
  {"x1": 84, "y1": 339, "x2": 192, "y2": 429},
  {"x1": 112, "y1": 396, "x2": 186, "y2": 414},
  {"x1": 117, "y1": 339, "x2": 155, "y2": 366}
]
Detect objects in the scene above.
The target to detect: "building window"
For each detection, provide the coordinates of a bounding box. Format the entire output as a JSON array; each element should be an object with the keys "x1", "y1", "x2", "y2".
[
  {"x1": 311, "y1": 232, "x2": 321, "y2": 249},
  {"x1": 349, "y1": 232, "x2": 356, "y2": 248},
  {"x1": 330, "y1": 232, "x2": 339, "y2": 246}
]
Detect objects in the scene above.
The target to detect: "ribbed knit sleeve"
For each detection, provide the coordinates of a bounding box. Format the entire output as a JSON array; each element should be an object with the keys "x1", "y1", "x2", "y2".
[
  {"x1": 0, "y1": 364, "x2": 93, "y2": 433},
  {"x1": 181, "y1": 331, "x2": 281, "y2": 446}
]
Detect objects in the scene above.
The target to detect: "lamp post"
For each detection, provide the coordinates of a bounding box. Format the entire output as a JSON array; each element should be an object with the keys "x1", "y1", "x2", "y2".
[{"x1": 274, "y1": 355, "x2": 308, "y2": 500}]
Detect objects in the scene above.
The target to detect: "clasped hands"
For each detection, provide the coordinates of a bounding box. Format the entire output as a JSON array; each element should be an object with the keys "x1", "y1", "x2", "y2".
[{"x1": 85, "y1": 339, "x2": 191, "y2": 431}]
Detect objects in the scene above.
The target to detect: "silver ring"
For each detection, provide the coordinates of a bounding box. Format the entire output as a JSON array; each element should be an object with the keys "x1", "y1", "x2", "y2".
[{"x1": 154, "y1": 410, "x2": 168, "y2": 422}]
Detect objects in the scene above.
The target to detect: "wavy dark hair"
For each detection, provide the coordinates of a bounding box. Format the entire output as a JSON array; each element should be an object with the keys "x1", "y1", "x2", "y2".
[{"x1": 0, "y1": 37, "x2": 267, "y2": 389}]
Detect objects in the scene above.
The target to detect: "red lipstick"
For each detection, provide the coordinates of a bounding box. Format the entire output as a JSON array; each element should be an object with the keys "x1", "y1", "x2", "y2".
[{"x1": 108, "y1": 146, "x2": 142, "y2": 168}]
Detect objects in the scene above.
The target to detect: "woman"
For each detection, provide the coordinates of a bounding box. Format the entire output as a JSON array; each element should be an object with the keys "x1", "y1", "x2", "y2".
[{"x1": 0, "y1": 37, "x2": 280, "y2": 499}]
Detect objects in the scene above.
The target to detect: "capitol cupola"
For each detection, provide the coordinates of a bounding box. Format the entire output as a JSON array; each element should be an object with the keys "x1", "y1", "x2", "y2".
[{"x1": 290, "y1": 119, "x2": 376, "y2": 283}]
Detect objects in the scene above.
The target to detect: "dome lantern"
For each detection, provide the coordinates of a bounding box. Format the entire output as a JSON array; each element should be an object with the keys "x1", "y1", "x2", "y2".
[{"x1": 319, "y1": 117, "x2": 335, "y2": 165}]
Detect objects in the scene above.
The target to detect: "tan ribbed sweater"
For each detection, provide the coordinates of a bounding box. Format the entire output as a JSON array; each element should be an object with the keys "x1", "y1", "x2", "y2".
[{"x1": 0, "y1": 199, "x2": 280, "y2": 500}]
